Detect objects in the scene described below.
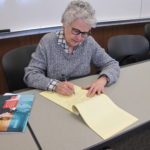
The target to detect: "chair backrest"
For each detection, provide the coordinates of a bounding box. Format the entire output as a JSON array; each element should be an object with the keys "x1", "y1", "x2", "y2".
[
  {"x1": 2, "y1": 45, "x2": 36, "y2": 92},
  {"x1": 145, "y1": 24, "x2": 150, "y2": 43},
  {"x1": 107, "y1": 35, "x2": 149, "y2": 66}
]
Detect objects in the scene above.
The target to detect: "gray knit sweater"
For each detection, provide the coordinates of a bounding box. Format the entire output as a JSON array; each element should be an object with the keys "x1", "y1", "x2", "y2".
[{"x1": 24, "y1": 32, "x2": 120, "y2": 90}]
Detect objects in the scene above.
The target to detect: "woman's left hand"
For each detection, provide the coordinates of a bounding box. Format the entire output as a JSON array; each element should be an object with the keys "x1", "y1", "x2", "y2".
[{"x1": 82, "y1": 76, "x2": 108, "y2": 97}]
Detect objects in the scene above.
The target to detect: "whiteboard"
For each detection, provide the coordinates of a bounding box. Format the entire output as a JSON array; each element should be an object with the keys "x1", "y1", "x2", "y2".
[
  {"x1": 140, "y1": 0, "x2": 150, "y2": 18},
  {"x1": 0, "y1": 0, "x2": 149, "y2": 32},
  {"x1": 88, "y1": 0, "x2": 141, "y2": 22}
]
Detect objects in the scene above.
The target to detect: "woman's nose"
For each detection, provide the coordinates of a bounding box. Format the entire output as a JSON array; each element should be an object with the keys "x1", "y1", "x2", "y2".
[{"x1": 76, "y1": 33, "x2": 84, "y2": 41}]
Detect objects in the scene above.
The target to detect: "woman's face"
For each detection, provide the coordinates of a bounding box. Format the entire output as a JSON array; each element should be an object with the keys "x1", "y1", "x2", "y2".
[{"x1": 63, "y1": 18, "x2": 91, "y2": 48}]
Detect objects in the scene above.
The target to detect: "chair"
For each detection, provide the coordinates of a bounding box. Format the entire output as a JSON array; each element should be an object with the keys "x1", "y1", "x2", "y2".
[
  {"x1": 107, "y1": 35, "x2": 149, "y2": 66},
  {"x1": 2, "y1": 45, "x2": 36, "y2": 92},
  {"x1": 144, "y1": 24, "x2": 150, "y2": 43},
  {"x1": 144, "y1": 24, "x2": 150, "y2": 59}
]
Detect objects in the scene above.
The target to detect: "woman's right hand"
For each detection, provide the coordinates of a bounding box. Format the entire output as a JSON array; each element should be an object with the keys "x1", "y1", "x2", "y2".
[{"x1": 55, "y1": 81, "x2": 75, "y2": 96}]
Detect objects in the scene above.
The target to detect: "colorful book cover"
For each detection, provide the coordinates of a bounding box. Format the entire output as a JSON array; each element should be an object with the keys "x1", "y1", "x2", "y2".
[{"x1": 0, "y1": 94, "x2": 35, "y2": 132}]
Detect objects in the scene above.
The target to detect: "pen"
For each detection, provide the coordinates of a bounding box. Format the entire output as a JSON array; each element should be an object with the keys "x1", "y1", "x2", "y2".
[
  {"x1": 61, "y1": 74, "x2": 67, "y2": 81},
  {"x1": 61, "y1": 74, "x2": 75, "y2": 95}
]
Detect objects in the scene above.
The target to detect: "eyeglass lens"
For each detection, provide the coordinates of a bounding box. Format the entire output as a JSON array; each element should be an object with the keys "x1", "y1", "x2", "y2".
[{"x1": 71, "y1": 28, "x2": 90, "y2": 37}]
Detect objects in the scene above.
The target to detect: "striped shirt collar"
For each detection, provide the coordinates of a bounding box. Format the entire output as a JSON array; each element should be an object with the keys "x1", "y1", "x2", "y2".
[{"x1": 56, "y1": 30, "x2": 69, "y2": 54}]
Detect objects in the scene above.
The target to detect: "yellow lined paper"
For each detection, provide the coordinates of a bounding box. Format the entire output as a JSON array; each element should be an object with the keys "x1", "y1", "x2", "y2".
[{"x1": 40, "y1": 85, "x2": 138, "y2": 139}]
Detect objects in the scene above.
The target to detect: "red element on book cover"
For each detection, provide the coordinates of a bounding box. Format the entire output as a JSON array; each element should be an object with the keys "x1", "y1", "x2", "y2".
[{"x1": 2, "y1": 96, "x2": 19, "y2": 109}]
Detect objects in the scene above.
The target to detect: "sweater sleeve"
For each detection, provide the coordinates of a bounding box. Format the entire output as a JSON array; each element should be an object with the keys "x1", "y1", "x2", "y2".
[
  {"x1": 24, "y1": 34, "x2": 59, "y2": 90},
  {"x1": 90, "y1": 37, "x2": 120, "y2": 86}
]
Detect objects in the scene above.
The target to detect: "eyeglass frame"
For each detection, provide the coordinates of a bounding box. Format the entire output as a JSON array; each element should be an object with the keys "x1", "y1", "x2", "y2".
[{"x1": 71, "y1": 27, "x2": 91, "y2": 38}]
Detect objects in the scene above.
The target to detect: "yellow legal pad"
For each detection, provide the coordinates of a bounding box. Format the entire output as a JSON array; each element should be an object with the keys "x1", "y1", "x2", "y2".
[{"x1": 40, "y1": 85, "x2": 138, "y2": 139}]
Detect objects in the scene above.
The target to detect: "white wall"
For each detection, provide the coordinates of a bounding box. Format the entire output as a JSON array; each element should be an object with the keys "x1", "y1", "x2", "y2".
[{"x1": 0, "y1": 0, "x2": 149, "y2": 32}]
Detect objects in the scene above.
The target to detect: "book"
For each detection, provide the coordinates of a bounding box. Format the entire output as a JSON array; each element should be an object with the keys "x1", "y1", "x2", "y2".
[
  {"x1": 40, "y1": 85, "x2": 138, "y2": 139},
  {"x1": 0, "y1": 94, "x2": 35, "y2": 132}
]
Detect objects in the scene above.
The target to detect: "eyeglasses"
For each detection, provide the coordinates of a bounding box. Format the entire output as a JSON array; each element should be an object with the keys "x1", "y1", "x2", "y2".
[{"x1": 71, "y1": 27, "x2": 91, "y2": 38}]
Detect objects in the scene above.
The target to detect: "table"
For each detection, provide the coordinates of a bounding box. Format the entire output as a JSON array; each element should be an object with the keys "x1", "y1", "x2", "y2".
[
  {"x1": 21, "y1": 60, "x2": 150, "y2": 150},
  {"x1": 0, "y1": 127, "x2": 38, "y2": 150}
]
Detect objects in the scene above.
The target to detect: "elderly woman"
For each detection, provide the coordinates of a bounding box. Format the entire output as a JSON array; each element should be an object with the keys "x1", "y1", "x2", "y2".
[{"x1": 24, "y1": 0, "x2": 120, "y2": 97}]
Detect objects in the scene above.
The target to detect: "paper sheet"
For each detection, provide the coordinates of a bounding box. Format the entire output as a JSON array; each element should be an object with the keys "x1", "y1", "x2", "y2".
[
  {"x1": 40, "y1": 85, "x2": 91, "y2": 112},
  {"x1": 40, "y1": 85, "x2": 138, "y2": 139},
  {"x1": 74, "y1": 94, "x2": 138, "y2": 139}
]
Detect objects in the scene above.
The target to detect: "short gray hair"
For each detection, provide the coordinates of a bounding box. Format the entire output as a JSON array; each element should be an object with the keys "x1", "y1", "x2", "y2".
[{"x1": 61, "y1": 0, "x2": 96, "y2": 27}]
